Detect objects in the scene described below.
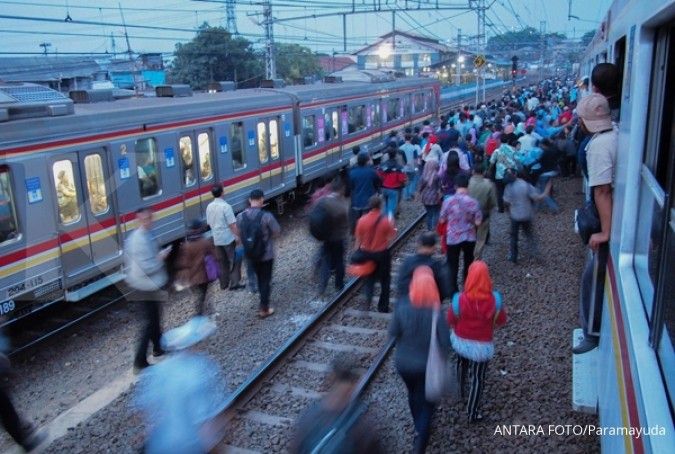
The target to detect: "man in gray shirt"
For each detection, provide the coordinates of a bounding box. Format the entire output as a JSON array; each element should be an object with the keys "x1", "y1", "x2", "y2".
[
  {"x1": 124, "y1": 207, "x2": 170, "y2": 372},
  {"x1": 503, "y1": 170, "x2": 550, "y2": 264}
]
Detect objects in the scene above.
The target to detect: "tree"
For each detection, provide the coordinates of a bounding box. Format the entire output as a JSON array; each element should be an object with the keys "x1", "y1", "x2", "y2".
[
  {"x1": 275, "y1": 43, "x2": 322, "y2": 82},
  {"x1": 169, "y1": 24, "x2": 264, "y2": 89},
  {"x1": 487, "y1": 27, "x2": 567, "y2": 53},
  {"x1": 580, "y1": 30, "x2": 595, "y2": 47}
]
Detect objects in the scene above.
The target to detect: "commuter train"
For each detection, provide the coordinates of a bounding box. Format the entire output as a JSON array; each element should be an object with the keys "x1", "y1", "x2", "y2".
[
  {"x1": 0, "y1": 77, "x2": 440, "y2": 325},
  {"x1": 576, "y1": 0, "x2": 674, "y2": 451}
]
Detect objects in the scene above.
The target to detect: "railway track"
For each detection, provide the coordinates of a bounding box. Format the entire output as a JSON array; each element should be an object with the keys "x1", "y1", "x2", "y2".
[{"x1": 215, "y1": 212, "x2": 425, "y2": 453}]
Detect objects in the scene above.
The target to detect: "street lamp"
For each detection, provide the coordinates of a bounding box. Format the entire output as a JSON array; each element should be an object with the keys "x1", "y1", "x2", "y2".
[
  {"x1": 456, "y1": 55, "x2": 465, "y2": 85},
  {"x1": 378, "y1": 43, "x2": 393, "y2": 70}
]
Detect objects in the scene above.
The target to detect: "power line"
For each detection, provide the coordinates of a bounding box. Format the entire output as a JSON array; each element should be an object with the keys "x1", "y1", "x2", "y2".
[{"x1": 0, "y1": 0, "x2": 222, "y2": 13}]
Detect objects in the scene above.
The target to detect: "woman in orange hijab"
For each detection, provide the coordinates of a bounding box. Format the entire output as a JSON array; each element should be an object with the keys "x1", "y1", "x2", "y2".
[
  {"x1": 389, "y1": 235, "x2": 450, "y2": 453},
  {"x1": 447, "y1": 260, "x2": 507, "y2": 423}
]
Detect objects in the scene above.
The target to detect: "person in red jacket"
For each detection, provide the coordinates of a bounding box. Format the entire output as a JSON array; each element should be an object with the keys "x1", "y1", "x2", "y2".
[
  {"x1": 377, "y1": 148, "x2": 407, "y2": 218},
  {"x1": 447, "y1": 260, "x2": 507, "y2": 423}
]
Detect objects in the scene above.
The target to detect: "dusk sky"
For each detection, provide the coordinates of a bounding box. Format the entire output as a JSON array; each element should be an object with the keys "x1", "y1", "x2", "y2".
[{"x1": 0, "y1": 0, "x2": 613, "y2": 56}]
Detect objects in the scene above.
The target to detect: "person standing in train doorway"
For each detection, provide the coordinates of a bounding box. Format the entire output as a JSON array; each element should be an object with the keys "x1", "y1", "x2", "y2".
[
  {"x1": 573, "y1": 93, "x2": 618, "y2": 355},
  {"x1": 206, "y1": 183, "x2": 244, "y2": 291},
  {"x1": 237, "y1": 189, "x2": 281, "y2": 319},
  {"x1": 124, "y1": 207, "x2": 170, "y2": 373}
]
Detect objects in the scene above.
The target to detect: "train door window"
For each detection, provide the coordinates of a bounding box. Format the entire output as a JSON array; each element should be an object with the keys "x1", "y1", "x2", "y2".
[
  {"x1": 373, "y1": 102, "x2": 381, "y2": 127},
  {"x1": 0, "y1": 167, "x2": 19, "y2": 245},
  {"x1": 303, "y1": 115, "x2": 316, "y2": 148},
  {"x1": 387, "y1": 98, "x2": 399, "y2": 122},
  {"x1": 331, "y1": 111, "x2": 339, "y2": 139},
  {"x1": 348, "y1": 105, "x2": 365, "y2": 133},
  {"x1": 340, "y1": 106, "x2": 349, "y2": 136},
  {"x1": 614, "y1": 35, "x2": 626, "y2": 109},
  {"x1": 135, "y1": 138, "x2": 161, "y2": 199},
  {"x1": 257, "y1": 121, "x2": 269, "y2": 163},
  {"x1": 324, "y1": 112, "x2": 334, "y2": 141},
  {"x1": 53, "y1": 160, "x2": 81, "y2": 224},
  {"x1": 197, "y1": 132, "x2": 213, "y2": 181},
  {"x1": 179, "y1": 136, "x2": 196, "y2": 187},
  {"x1": 83, "y1": 155, "x2": 109, "y2": 215},
  {"x1": 230, "y1": 122, "x2": 245, "y2": 170},
  {"x1": 269, "y1": 119, "x2": 280, "y2": 160}
]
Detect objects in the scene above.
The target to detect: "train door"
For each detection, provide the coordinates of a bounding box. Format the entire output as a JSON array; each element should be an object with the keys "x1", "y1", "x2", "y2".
[
  {"x1": 256, "y1": 117, "x2": 283, "y2": 193},
  {"x1": 50, "y1": 150, "x2": 119, "y2": 281},
  {"x1": 178, "y1": 129, "x2": 216, "y2": 220}
]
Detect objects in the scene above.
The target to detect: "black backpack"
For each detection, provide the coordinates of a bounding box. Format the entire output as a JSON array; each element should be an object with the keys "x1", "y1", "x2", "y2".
[
  {"x1": 241, "y1": 210, "x2": 266, "y2": 261},
  {"x1": 309, "y1": 200, "x2": 331, "y2": 241}
]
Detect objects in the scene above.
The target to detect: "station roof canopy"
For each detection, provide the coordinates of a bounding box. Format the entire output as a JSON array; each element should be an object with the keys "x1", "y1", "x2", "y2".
[{"x1": 354, "y1": 30, "x2": 453, "y2": 55}]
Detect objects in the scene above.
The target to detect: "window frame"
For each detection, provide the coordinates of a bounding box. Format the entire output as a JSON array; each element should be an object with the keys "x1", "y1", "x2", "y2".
[
  {"x1": 53, "y1": 159, "x2": 82, "y2": 225},
  {"x1": 135, "y1": 137, "x2": 162, "y2": 200},
  {"x1": 257, "y1": 121, "x2": 269, "y2": 164},
  {"x1": 179, "y1": 134, "x2": 197, "y2": 188},
  {"x1": 83, "y1": 154, "x2": 110, "y2": 216},
  {"x1": 269, "y1": 119, "x2": 280, "y2": 160},
  {"x1": 230, "y1": 121, "x2": 246, "y2": 171},
  {"x1": 303, "y1": 114, "x2": 317, "y2": 149},
  {"x1": 197, "y1": 130, "x2": 214, "y2": 182},
  {"x1": 0, "y1": 165, "x2": 21, "y2": 246}
]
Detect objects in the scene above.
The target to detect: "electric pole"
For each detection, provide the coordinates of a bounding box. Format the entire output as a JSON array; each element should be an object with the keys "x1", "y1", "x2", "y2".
[
  {"x1": 118, "y1": 3, "x2": 133, "y2": 60},
  {"x1": 539, "y1": 20, "x2": 546, "y2": 80},
  {"x1": 456, "y1": 29, "x2": 462, "y2": 85},
  {"x1": 226, "y1": 0, "x2": 238, "y2": 34},
  {"x1": 39, "y1": 42, "x2": 51, "y2": 56},
  {"x1": 263, "y1": 1, "x2": 276, "y2": 80}
]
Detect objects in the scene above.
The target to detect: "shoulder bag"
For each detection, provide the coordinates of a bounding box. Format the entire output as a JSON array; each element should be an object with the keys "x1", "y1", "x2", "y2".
[{"x1": 425, "y1": 309, "x2": 451, "y2": 402}]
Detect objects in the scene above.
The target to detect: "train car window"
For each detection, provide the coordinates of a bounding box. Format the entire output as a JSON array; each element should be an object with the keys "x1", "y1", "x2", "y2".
[
  {"x1": 0, "y1": 167, "x2": 20, "y2": 245},
  {"x1": 230, "y1": 122, "x2": 245, "y2": 170},
  {"x1": 257, "y1": 122, "x2": 269, "y2": 163},
  {"x1": 413, "y1": 93, "x2": 424, "y2": 113},
  {"x1": 198, "y1": 132, "x2": 213, "y2": 181},
  {"x1": 179, "y1": 136, "x2": 196, "y2": 187},
  {"x1": 52, "y1": 160, "x2": 81, "y2": 224},
  {"x1": 83, "y1": 155, "x2": 109, "y2": 215},
  {"x1": 613, "y1": 35, "x2": 626, "y2": 112},
  {"x1": 348, "y1": 105, "x2": 365, "y2": 133},
  {"x1": 135, "y1": 138, "x2": 161, "y2": 199},
  {"x1": 331, "y1": 111, "x2": 339, "y2": 139},
  {"x1": 387, "y1": 98, "x2": 400, "y2": 122},
  {"x1": 269, "y1": 120, "x2": 280, "y2": 160},
  {"x1": 373, "y1": 102, "x2": 381, "y2": 127},
  {"x1": 323, "y1": 112, "x2": 333, "y2": 141},
  {"x1": 303, "y1": 115, "x2": 316, "y2": 148}
]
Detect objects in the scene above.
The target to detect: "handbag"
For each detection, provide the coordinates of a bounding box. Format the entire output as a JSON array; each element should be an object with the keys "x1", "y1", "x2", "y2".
[
  {"x1": 204, "y1": 254, "x2": 220, "y2": 282},
  {"x1": 575, "y1": 199, "x2": 601, "y2": 245},
  {"x1": 425, "y1": 310, "x2": 451, "y2": 402}
]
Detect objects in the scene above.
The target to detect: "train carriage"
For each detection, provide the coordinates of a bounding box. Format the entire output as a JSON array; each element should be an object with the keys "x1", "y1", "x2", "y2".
[
  {"x1": 0, "y1": 77, "x2": 440, "y2": 326},
  {"x1": 577, "y1": 0, "x2": 675, "y2": 451}
]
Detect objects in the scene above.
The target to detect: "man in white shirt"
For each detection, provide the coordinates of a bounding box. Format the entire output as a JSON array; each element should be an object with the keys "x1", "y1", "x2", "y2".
[
  {"x1": 574, "y1": 93, "x2": 618, "y2": 354},
  {"x1": 517, "y1": 125, "x2": 542, "y2": 152},
  {"x1": 205, "y1": 184, "x2": 243, "y2": 290},
  {"x1": 124, "y1": 207, "x2": 170, "y2": 372},
  {"x1": 526, "y1": 95, "x2": 539, "y2": 112}
]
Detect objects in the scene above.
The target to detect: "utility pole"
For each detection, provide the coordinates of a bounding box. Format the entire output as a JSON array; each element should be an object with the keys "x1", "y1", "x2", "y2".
[
  {"x1": 456, "y1": 29, "x2": 462, "y2": 85},
  {"x1": 118, "y1": 3, "x2": 133, "y2": 60},
  {"x1": 39, "y1": 42, "x2": 51, "y2": 56},
  {"x1": 226, "y1": 0, "x2": 238, "y2": 34},
  {"x1": 539, "y1": 20, "x2": 546, "y2": 80},
  {"x1": 263, "y1": 1, "x2": 276, "y2": 79},
  {"x1": 110, "y1": 32, "x2": 117, "y2": 58}
]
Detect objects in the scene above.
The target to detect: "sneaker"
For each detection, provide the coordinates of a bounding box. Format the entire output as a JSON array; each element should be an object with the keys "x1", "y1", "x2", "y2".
[
  {"x1": 573, "y1": 337, "x2": 598, "y2": 354},
  {"x1": 258, "y1": 308, "x2": 275, "y2": 319},
  {"x1": 133, "y1": 362, "x2": 150, "y2": 375}
]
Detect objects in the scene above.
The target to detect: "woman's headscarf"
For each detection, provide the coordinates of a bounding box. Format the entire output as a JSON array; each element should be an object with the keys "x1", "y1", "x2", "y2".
[
  {"x1": 408, "y1": 265, "x2": 440, "y2": 309},
  {"x1": 463, "y1": 260, "x2": 493, "y2": 301}
]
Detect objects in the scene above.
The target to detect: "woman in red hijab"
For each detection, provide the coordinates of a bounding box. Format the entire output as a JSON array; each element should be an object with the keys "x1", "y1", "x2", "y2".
[{"x1": 447, "y1": 260, "x2": 507, "y2": 423}]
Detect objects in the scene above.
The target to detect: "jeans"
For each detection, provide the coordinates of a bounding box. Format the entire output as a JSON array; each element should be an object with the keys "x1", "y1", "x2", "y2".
[
  {"x1": 215, "y1": 242, "x2": 242, "y2": 289},
  {"x1": 382, "y1": 188, "x2": 399, "y2": 218},
  {"x1": 319, "y1": 239, "x2": 345, "y2": 293},
  {"x1": 364, "y1": 251, "x2": 391, "y2": 312},
  {"x1": 537, "y1": 172, "x2": 560, "y2": 212},
  {"x1": 580, "y1": 244, "x2": 608, "y2": 339},
  {"x1": 245, "y1": 258, "x2": 258, "y2": 292},
  {"x1": 134, "y1": 298, "x2": 163, "y2": 367},
  {"x1": 456, "y1": 355, "x2": 489, "y2": 421},
  {"x1": 446, "y1": 241, "x2": 475, "y2": 295},
  {"x1": 474, "y1": 219, "x2": 490, "y2": 259},
  {"x1": 399, "y1": 370, "x2": 436, "y2": 453},
  {"x1": 509, "y1": 219, "x2": 537, "y2": 262},
  {"x1": 192, "y1": 282, "x2": 209, "y2": 316},
  {"x1": 252, "y1": 259, "x2": 274, "y2": 310},
  {"x1": 403, "y1": 171, "x2": 418, "y2": 200},
  {"x1": 424, "y1": 205, "x2": 440, "y2": 231},
  {"x1": 495, "y1": 179, "x2": 505, "y2": 212}
]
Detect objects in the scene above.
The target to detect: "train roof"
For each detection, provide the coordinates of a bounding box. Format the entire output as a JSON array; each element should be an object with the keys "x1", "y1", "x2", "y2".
[{"x1": 0, "y1": 78, "x2": 437, "y2": 150}]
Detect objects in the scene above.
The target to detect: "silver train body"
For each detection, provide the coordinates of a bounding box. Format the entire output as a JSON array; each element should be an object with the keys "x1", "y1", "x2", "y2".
[
  {"x1": 577, "y1": 0, "x2": 674, "y2": 451},
  {"x1": 0, "y1": 78, "x2": 440, "y2": 325}
]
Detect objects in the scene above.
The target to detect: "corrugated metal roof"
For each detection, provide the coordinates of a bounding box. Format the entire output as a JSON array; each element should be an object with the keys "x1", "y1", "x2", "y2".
[{"x1": 0, "y1": 57, "x2": 102, "y2": 82}]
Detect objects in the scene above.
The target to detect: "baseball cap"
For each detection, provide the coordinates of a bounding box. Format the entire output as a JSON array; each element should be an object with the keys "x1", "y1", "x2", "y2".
[{"x1": 577, "y1": 93, "x2": 612, "y2": 133}]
